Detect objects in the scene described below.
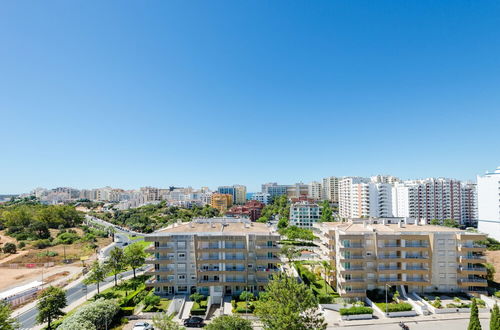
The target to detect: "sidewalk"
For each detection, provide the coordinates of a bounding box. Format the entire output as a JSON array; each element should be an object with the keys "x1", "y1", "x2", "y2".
[
  {"x1": 12, "y1": 267, "x2": 86, "y2": 318},
  {"x1": 30, "y1": 271, "x2": 143, "y2": 330}
]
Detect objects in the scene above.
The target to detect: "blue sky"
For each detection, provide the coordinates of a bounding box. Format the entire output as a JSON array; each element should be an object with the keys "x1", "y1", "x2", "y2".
[{"x1": 1, "y1": 1, "x2": 500, "y2": 193}]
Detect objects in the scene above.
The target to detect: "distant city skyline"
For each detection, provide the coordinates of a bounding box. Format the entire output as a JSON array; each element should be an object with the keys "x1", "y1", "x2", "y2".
[
  {"x1": 1, "y1": 1, "x2": 499, "y2": 194},
  {"x1": 4, "y1": 168, "x2": 496, "y2": 195}
]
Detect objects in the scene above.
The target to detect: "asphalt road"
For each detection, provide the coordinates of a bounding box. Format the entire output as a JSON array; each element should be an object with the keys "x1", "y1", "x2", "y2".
[
  {"x1": 16, "y1": 269, "x2": 137, "y2": 329},
  {"x1": 17, "y1": 217, "x2": 147, "y2": 329}
]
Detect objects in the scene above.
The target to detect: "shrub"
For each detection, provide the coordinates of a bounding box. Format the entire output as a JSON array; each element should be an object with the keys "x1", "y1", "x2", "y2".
[
  {"x1": 144, "y1": 294, "x2": 160, "y2": 307},
  {"x1": 37, "y1": 251, "x2": 58, "y2": 257},
  {"x1": 120, "y1": 306, "x2": 135, "y2": 316},
  {"x1": 58, "y1": 299, "x2": 120, "y2": 330},
  {"x1": 340, "y1": 306, "x2": 373, "y2": 315},
  {"x1": 432, "y1": 297, "x2": 442, "y2": 308},
  {"x1": 190, "y1": 292, "x2": 205, "y2": 303},
  {"x1": 317, "y1": 294, "x2": 335, "y2": 304},
  {"x1": 239, "y1": 291, "x2": 254, "y2": 301},
  {"x1": 132, "y1": 290, "x2": 148, "y2": 305},
  {"x1": 453, "y1": 297, "x2": 461, "y2": 303},
  {"x1": 2, "y1": 242, "x2": 17, "y2": 254},
  {"x1": 495, "y1": 291, "x2": 500, "y2": 298},
  {"x1": 18, "y1": 241, "x2": 26, "y2": 249},
  {"x1": 376, "y1": 302, "x2": 413, "y2": 313},
  {"x1": 446, "y1": 303, "x2": 458, "y2": 308},
  {"x1": 121, "y1": 285, "x2": 146, "y2": 307},
  {"x1": 54, "y1": 232, "x2": 80, "y2": 245},
  {"x1": 33, "y1": 239, "x2": 52, "y2": 249}
]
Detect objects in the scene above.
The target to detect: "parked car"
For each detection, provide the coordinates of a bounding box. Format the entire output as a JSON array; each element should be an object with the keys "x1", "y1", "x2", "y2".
[
  {"x1": 132, "y1": 322, "x2": 153, "y2": 330},
  {"x1": 183, "y1": 316, "x2": 205, "y2": 328}
]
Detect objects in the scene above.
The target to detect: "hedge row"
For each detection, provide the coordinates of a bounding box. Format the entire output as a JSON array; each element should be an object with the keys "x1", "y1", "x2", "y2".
[
  {"x1": 339, "y1": 306, "x2": 373, "y2": 315},
  {"x1": 121, "y1": 284, "x2": 146, "y2": 307},
  {"x1": 376, "y1": 302, "x2": 413, "y2": 313}
]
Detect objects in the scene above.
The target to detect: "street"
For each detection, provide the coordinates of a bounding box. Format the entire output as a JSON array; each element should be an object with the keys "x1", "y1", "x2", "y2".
[
  {"x1": 337, "y1": 317, "x2": 491, "y2": 330},
  {"x1": 15, "y1": 269, "x2": 137, "y2": 329}
]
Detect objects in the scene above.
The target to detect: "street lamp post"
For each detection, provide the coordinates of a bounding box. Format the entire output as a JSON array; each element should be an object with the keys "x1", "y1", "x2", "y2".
[{"x1": 385, "y1": 284, "x2": 390, "y2": 315}]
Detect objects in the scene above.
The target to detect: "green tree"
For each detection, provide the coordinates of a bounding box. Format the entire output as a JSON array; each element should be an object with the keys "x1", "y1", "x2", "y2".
[
  {"x1": 254, "y1": 273, "x2": 326, "y2": 330},
  {"x1": 0, "y1": 300, "x2": 19, "y2": 330},
  {"x1": 84, "y1": 261, "x2": 108, "y2": 294},
  {"x1": 467, "y1": 298, "x2": 482, "y2": 330},
  {"x1": 124, "y1": 242, "x2": 147, "y2": 278},
  {"x1": 189, "y1": 292, "x2": 205, "y2": 303},
  {"x1": 320, "y1": 200, "x2": 333, "y2": 222},
  {"x1": 239, "y1": 291, "x2": 254, "y2": 301},
  {"x1": 2, "y1": 242, "x2": 17, "y2": 254},
  {"x1": 36, "y1": 286, "x2": 67, "y2": 330},
  {"x1": 281, "y1": 244, "x2": 301, "y2": 263},
  {"x1": 486, "y1": 263, "x2": 496, "y2": 281},
  {"x1": 491, "y1": 304, "x2": 500, "y2": 330},
  {"x1": 107, "y1": 247, "x2": 126, "y2": 286},
  {"x1": 152, "y1": 313, "x2": 185, "y2": 330},
  {"x1": 321, "y1": 260, "x2": 334, "y2": 294},
  {"x1": 144, "y1": 294, "x2": 160, "y2": 308},
  {"x1": 206, "y1": 315, "x2": 252, "y2": 330}
]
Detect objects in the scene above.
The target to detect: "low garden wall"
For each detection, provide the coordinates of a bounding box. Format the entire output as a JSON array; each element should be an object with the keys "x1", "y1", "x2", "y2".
[
  {"x1": 414, "y1": 293, "x2": 489, "y2": 314},
  {"x1": 365, "y1": 297, "x2": 417, "y2": 318},
  {"x1": 341, "y1": 313, "x2": 372, "y2": 320}
]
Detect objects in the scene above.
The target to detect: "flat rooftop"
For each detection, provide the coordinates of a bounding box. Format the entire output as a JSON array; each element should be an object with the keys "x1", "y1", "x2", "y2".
[
  {"x1": 150, "y1": 219, "x2": 277, "y2": 236},
  {"x1": 318, "y1": 221, "x2": 475, "y2": 234}
]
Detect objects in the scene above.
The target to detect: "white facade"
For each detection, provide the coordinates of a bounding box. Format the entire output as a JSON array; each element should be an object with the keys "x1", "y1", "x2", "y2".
[
  {"x1": 322, "y1": 177, "x2": 339, "y2": 203},
  {"x1": 289, "y1": 201, "x2": 321, "y2": 228},
  {"x1": 250, "y1": 192, "x2": 271, "y2": 205},
  {"x1": 477, "y1": 167, "x2": 500, "y2": 240},
  {"x1": 339, "y1": 177, "x2": 393, "y2": 219},
  {"x1": 308, "y1": 181, "x2": 323, "y2": 200}
]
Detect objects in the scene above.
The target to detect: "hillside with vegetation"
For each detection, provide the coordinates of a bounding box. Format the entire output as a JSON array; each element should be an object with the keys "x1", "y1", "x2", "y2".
[
  {"x1": 92, "y1": 201, "x2": 221, "y2": 233},
  {"x1": 0, "y1": 198, "x2": 111, "y2": 263}
]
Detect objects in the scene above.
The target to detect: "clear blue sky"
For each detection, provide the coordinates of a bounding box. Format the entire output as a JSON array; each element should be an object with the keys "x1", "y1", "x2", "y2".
[{"x1": 1, "y1": 1, "x2": 499, "y2": 193}]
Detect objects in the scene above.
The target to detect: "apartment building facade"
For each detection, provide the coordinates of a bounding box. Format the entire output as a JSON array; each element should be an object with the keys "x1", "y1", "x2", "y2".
[
  {"x1": 210, "y1": 193, "x2": 233, "y2": 212},
  {"x1": 308, "y1": 181, "x2": 323, "y2": 201},
  {"x1": 217, "y1": 185, "x2": 247, "y2": 205},
  {"x1": 322, "y1": 176, "x2": 339, "y2": 203},
  {"x1": 250, "y1": 192, "x2": 271, "y2": 205},
  {"x1": 477, "y1": 167, "x2": 500, "y2": 240},
  {"x1": 314, "y1": 218, "x2": 487, "y2": 299},
  {"x1": 289, "y1": 201, "x2": 321, "y2": 228},
  {"x1": 339, "y1": 177, "x2": 393, "y2": 219},
  {"x1": 145, "y1": 218, "x2": 281, "y2": 300}
]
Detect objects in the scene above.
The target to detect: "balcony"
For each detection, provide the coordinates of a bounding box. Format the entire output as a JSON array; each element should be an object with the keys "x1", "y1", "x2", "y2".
[
  {"x1": 378, "y1": 255, "x2": 402, "y2": 260},
  {"x1": 405, "y1": 255, "x2": 429, "y2": 260},
  {"x1": 256, "y1": 266, "x2": 279, "y2": 272},
  {"x1": 459, "y1": 255, "x2": 486, "y2": 263},
  {"x1": 146, "y1": 246, "x2": 175, "y2": 253},
  {"x1": 339, "y1": 277, "x2": 365, "y2": 283},
  {"x1": 458, "y1": 243, "x2": 486, "y2": 252},
  {"x1": 340, "y1": 254, "x2": 364, "y2": 260},
  {"x1": 339, "y1": 289, "x2": 366, "y2": 297},
  {"x1": 256, "y1": 245, "x2": 279, "y2": 250},
  {"x1": 458, "y1": 278, "x2": 488, "y2": 287},
  {"x1": 198, "y1": 279, "x2": 223, "y2": 284},
  {"x1": 145, "y1": 257, "x2": 175, "y2": 264},
  {"x1": 145, "y1": 278, "x2": 175, "y2": 287},
  {"x1": 378, "y1": 266, "x2": 402, "y2": 272},
  {"x1": 458, "y1": 266, "x2": 487, "y2": 275}
]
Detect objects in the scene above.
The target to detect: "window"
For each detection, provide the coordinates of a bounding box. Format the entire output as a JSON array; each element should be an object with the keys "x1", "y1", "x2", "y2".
[
  {"x1": 439, "y1": 273, "x2": 446, "y2": 278},
  {"x1": 439, "y1": 262, "x2": 445, "y2": 267},
  {"x1": 177, "y1": 263, "x2": 186, "y2": 270},
  {"x1": 178, "y1": 275, "x2": 186, "y2": 280},
  {"x1": 447, "y1": 239, "x2": 455, "y2": 245},
  {"x1": 177, "y1": 241, "x2": 186, "y2": 249},
  {"x1": 448, "y1": 251, "x2": 455, "y2": 256},
  {"x1": 438, "y1": 251, "x2": 445, "y2": 256},
  {"x1": 438, "y1": 239, "x2": 445, "y2": 245},
  {"x1": 178, "y1": 253, "x2": 186, "y2": 260},
  {"x1": 448, "y1": 262, "x2": 456, "y2": 268},
  {"x1": 448, "y1": 274, "x2": 456, "y2": 278}
]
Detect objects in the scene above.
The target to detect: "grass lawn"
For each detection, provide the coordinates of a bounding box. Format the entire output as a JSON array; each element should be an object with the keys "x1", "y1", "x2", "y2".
[
  {"x1": 134, "y1": 240, "x2": 152, "y2": 251},
  {"x1": 311, "y1": 279, "x2": 337, "y2": 295},
  {"x1": 127, "y1": 234, "x2": 145, "y2": 241},
  {"x1": 143, "y1": 298, "x2": 171, "y2": 312},
  {"x1": 233, "y1": 301, "x2": 254, "y2": 313}
]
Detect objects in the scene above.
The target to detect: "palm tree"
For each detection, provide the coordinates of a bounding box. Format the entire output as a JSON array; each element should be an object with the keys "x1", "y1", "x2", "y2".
[{"x1": 321, "y1": 261, "x2": 334, "y2": 294}]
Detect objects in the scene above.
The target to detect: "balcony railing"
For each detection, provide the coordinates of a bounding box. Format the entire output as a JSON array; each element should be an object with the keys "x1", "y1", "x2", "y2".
[
  {"x1": 256, "y1": 256, "x2": 279, "y2": 260},
  {"x1": 378, "y1": 266, "x2": 401, "y2": 271},
  {"x1": 341, "y1": 278, "x2": 365, "y2": 282},
  {"x1": 460, "y1": 278, "x2": 487, "y2": 283},
  {"x1": 459, "y1": 266, "x2": 486, "y2": 272},
  {"x1": 406, "y1": 255, "x2": 429, "y2": 259},
  {"x1": 406, "y1": 266, "x2": 429, "y2": 270},
  {"x1": 378, "y1": 255, "x2": 401, "y2": 259},
  {"x1": 198, "y1": 279, "x2": 222, "y2": 283},
  {"x1": 341, "y1": 255, "x2": 364, "y2": 259}
]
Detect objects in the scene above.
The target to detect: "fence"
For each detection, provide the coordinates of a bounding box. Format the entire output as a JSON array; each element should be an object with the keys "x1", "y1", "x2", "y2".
[{"x1": 0, "y1": 262, "x2": 55, "y2": 269}]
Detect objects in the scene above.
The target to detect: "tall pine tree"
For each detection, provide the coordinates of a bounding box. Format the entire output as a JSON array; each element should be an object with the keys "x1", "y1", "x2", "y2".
[{"x1": 467, "y1": 298, "x2": 482, "y2": 330}]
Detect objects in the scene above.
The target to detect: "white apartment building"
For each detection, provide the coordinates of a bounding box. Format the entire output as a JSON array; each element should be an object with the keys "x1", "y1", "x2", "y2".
[
  {"x1": 315, "y1": 218, "x2": 487, "y2": 298},
  {"x1": 392, "y1": 178, "x2": 464, "y2": 224},
  {"x1": 250, "y1": 192, "x2": 271, "y2": 205},
  {"x1": 322, "y1": 177, "x2": 339, "y2": 203},
  {"x1": 477, "y1": 167, "x2": 500, "y2": 240},
  {"x1": 289, "y1": 201, "x2": 321, "y2": 228},
  {"x1": 339, "y1": 177, "x2": 393, "y2": 219},
  {"x1": 308, "y1": 181, "x2": 323, "y2": 201},
  {"x1": 145, "y1": 218, "x2": 280, "y2": 301}
]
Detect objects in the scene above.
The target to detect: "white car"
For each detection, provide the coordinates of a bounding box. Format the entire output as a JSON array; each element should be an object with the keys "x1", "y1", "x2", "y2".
[{"x1": 132, "y1": 322, "x2": 153, "y2": 330}]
